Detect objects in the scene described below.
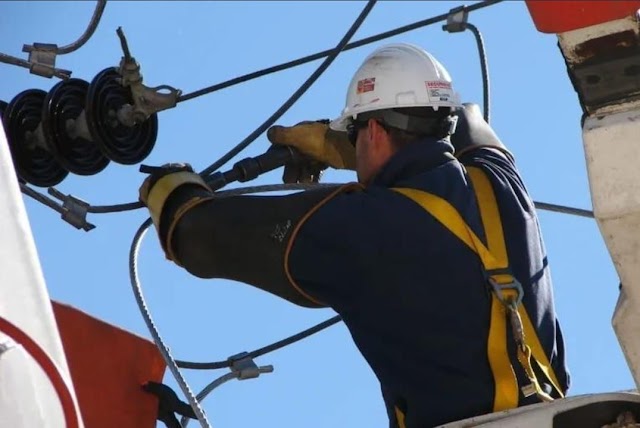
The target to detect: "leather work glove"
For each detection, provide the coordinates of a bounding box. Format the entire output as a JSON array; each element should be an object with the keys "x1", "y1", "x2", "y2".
[
  {"x1": 282, "y1": 157, "x2": 327, "y2": 184},
  {"x1": 267, "y1": 120, "x2": 356, "y2": 170},
  {"x1": 450, "y1": 103, "x2": 510, "y2": 158},
  {"x1": 139, "y1": 163, "x2": 213, "y2": 261},
  {"x1": 263, "y1": 144, "x2": 328, "y2": 184}
]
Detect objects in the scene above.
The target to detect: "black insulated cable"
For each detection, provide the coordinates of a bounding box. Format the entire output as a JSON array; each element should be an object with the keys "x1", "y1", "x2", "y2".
[
  {"x1": 54, "y1": 0, "x2": 108, "y2": 55},
  {"x1": 442, "y1": 6, "x2": 491, "y2": 124},
  {"x1": 534, "y1": 201, "x2": 593, "y2": 219},
  {"x1": 177, "y1": 0, "x2": 504, "y2": 104},
  {"x1": 21, "y1": 183, "x2": 67, "y2": 218},
  {"x1": 175, "y1": 315, "x2": 343, "y2": 370},
  {"x1": 466, "y1": 22, "x2": 490, "y2": 124},
  {"x1": 87, "y1": 200, "x2": 143, "y2": 213}
]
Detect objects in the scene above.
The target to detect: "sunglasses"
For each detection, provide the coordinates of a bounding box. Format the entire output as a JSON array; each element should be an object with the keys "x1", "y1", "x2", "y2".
[
  {"x1": 346, "y1": 121, "x2": 367, "y2": 146},
  {"x1": 347, "y1": 119, "x2": 391, "y2": 146}
]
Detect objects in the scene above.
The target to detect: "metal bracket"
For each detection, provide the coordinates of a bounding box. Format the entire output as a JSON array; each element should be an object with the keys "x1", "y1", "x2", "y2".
[
  {"x1": 228, "y1": 352, "x2": 274, "y2": 380},
  {"x1": 114, "y1": 27, "x2": 181, "y2": 126},
  {"x1": 179, "y1": 352, "x2": 274, "y2": 427},
  {"x1": 442, "y1": 6, "x2": 469, "y2": 33},
  {"x1": 47, "y1": 188, "x2": 96, "y2": 231},
  {"x1": 21, "y1": 43, "x2": 72, "y2": 79}
]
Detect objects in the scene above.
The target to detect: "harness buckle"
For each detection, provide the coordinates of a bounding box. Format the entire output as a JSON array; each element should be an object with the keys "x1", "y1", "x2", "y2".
[
  {"x1": 485, "y1": 268, "x2": 524, "y2": 307},
  {"x1": 486, "y1": 268, "x2": 527, "y2": 349}
]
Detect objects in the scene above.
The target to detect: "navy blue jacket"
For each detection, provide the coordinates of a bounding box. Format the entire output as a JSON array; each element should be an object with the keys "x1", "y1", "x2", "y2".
[{"x1": 288, "y1": 139, "x2": 570, "y2": 427}]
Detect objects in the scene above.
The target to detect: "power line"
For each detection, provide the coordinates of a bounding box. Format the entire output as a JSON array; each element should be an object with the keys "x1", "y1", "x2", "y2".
[
  {"x1": 176, "y1": 316, "x2": 342, "y2": 370},
  {"x1": 177, "y1": 0, "x2": 504, "y2": 104}
]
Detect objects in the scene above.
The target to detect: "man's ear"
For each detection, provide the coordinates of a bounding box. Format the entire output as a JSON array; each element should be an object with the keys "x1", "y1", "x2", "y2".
[{"x1": 368, "y1": 119, "x2": 387, "y2": 147}]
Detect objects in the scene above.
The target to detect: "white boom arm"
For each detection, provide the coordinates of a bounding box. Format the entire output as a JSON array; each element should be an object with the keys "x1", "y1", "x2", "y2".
[{"x1": 0, "y1": 118, "x2": 82, "y2": 426}]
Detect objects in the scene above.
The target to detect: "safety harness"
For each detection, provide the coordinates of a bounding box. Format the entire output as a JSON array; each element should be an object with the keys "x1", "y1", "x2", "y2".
[{"x1": 390, "y1": 166, "x2": 564, "y2": 427}]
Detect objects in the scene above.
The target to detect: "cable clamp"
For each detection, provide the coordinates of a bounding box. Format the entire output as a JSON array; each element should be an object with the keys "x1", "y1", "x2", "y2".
[
  {"x1": 21, "y1": 42, "x2": 72, "y2": 79},
  {"x1": 47, "y1": 188, "x2": 95, "y2": 231},
  {"x1": 227, "y1": 352, "x2": 274, "y2": 380},
  {"x1": 442, "y1": 5, "x2": 469, "y2": 33}
]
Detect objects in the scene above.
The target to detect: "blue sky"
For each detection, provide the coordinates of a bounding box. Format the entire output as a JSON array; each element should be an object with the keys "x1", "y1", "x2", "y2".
[{"x1": 0, "y1": 1, "x2": 632, "y2": 427}]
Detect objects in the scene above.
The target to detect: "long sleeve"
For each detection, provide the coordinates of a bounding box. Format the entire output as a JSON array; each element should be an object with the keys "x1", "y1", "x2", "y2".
[{"x1": 168, "y1": 184, "x2": 354, "y2": 307}]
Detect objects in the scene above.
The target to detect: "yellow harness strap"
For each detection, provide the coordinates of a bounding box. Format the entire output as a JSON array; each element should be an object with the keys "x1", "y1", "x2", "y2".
[{"x1": 391, "y1": 166, "x2": 564, "y2": 418}]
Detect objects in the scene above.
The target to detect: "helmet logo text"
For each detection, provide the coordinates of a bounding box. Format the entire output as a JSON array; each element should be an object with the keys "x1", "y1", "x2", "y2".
[{"x1": 357, "y1": 78, "x2": 376, "y2": 94}]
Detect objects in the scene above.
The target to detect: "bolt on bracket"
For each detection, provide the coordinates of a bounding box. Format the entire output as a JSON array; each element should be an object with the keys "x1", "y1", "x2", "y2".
[
  {"x1": 442, "y1": 6, "x2": 469, "y2": 33},
  {"x1": 47, "y1": 188, "x2": 96, "y2": 231},
  {"x1": 228, "y1": 352, "x2": 274, "y2": 380},
  {"x1": 21, "y1": 43, "x2": 72, "y2": 79},
  {"x1": 114, "y1": 27, "x2": 182, "y2": 126}
]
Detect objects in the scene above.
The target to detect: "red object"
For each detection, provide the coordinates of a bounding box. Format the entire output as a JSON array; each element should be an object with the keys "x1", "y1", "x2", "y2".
[
  {"x1": 53, "y1": 301, "x2": 167, "y2": 428},
  {"x1": 525, "y1": 1, "x2": 640, "y2": 34},
  {"x1": 357, "y1": 78, "x2": 376, "y2": 94},
  {"x1": 0, "y1": 315, "x2": 80, "y2": 428}
]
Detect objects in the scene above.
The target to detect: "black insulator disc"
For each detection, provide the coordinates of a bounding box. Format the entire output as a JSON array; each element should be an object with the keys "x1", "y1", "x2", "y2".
[
  {"x1": 3, "y1": 89, "x2": 68, "y2": 187},
  {"x1": 42, "y1": 78, "x2": 110, "y2": 176},
  {"x1": 86, "y1": 67, "x2": 158, "y2": 165}
]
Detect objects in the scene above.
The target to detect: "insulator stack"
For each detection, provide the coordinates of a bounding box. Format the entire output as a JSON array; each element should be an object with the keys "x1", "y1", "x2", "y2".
[{"x1": 1, "y1": 67, "x2": 159, "y2": 187}]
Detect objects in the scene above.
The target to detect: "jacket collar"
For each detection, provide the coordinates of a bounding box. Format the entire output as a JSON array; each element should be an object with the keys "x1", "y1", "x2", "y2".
[{"x1": 371, "y1": 138, "x2": 456, "y2": 187}]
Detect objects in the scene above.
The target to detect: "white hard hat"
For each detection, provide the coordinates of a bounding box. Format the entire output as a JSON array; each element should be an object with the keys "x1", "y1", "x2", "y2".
[{"x1": 330, "y1": 43, "x2": 462, "y2": 131}]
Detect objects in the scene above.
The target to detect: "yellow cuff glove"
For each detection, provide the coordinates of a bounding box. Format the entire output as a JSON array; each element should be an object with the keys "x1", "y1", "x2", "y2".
[
  {"x1": 139, "y1": 163, "x2": 212, "y2": 261},
  {"x1": 267, "y1": 120, "x2": 356, "y2": 171}
]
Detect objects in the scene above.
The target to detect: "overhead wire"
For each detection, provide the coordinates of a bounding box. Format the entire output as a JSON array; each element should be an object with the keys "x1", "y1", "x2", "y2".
[
  {"x1": 21, "y1": 183, "x2": 68, "y2": 217},
  {"x1": 534, "y1": 201, "x2": 594, "y2": 219},
  {"x1": 175, "y1": 315, "x2": 343, "y2": 370},
  {"x1": 81, "y1": 183, "x2": 336, "y2": 214},
  {"x1": 41, "y1": 176, "x2": 595, "y2": 219},
  {"x1": 466, "y1": 22, "x2": 491, "y2": 124},
  {"x1": 52, "y1": 0, "x2": 107, "y2": 55},
  {"x1": 0, "y1": 53, "x2": 71, "y2": 79},
  {"x1": 179, "y1": 372, "x2": 242, "y2": 428},
  {"x1": 177, "y1": 0, "x2": 504, "y2": 104}
]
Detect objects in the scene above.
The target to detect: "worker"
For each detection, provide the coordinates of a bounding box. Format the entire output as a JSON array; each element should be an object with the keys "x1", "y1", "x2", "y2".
[{"x1": 139, "y1": 42, "x2": 570, "y2": 427}]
